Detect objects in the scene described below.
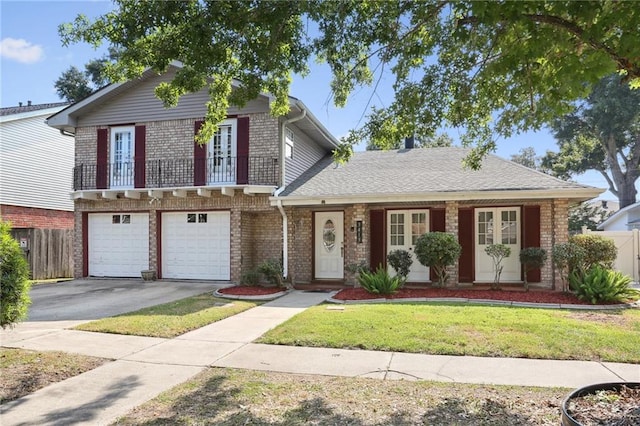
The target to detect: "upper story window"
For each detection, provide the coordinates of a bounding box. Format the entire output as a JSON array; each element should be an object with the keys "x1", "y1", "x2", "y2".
[
  {"x1": 207, "y1": 119, "x2": 237, "y2": 183},
  {"x1": 285, "y1": 128, "x2": 294, "y2": 159},
  {"x1": 110, "y1": 126, "x2": 135, "y2": 188}
]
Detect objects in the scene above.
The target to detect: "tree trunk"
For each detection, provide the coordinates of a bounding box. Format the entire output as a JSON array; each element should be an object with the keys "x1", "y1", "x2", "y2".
[{"x1": 618, "y1": 179, "x2": 638, "y2": 208}]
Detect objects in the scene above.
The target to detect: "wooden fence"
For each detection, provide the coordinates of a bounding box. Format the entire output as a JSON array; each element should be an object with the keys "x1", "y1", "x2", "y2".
[{"x1": 10, "y1": 228, "x2": 74, "y2": 280}]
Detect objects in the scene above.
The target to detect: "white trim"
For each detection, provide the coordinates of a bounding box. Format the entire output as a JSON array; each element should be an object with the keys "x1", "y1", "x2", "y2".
[
  {"x1": 271, "y1": 188, "x2": 603, "y2": 206},
  {"x1": 71, "y1": 184, "x2": 276, "y2": 200}
]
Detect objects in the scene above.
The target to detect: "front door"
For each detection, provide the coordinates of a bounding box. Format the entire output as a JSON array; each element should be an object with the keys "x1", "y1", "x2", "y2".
[
  {"x1": 387, "y1": 210, "x2": 429, "y2": 282},
  {"x1": 475, "y1": 207, "x2": 521, "y2": 282},
  {"x1": 314, "y1": 211, "x2": 344, "y2": 279}
]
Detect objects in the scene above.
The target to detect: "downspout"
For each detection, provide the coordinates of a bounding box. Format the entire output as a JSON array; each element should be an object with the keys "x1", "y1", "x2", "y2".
[{"x1": 274, "y1": 105, "x2": 307, "y2": 279}]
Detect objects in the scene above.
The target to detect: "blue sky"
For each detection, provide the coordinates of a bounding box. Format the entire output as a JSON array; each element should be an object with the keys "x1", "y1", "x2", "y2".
[{"x1": 0, "y1": 0, "x2": 612, "y2": 199}]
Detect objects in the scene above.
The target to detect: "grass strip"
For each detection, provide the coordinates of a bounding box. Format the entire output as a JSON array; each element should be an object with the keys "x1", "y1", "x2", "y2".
[
  {"x1": 74, "y1": 294, "x2": 259, "y2": 338},
  {"x1": 113, "y1": 368, "x2": 568, "y2": 425},
  {"x1": 258, "y1": 303, "x2": 640, "y2": 363}
]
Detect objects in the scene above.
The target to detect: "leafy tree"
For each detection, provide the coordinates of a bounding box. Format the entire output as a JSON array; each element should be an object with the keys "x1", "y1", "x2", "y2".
[
  {"x1": 568, "y1": 202, "x2": 612, "y2": 235},
  {"x1": 510, "y1": 147, "x2": 540, "y2": 170},
  {"x1": 542, "y1": 74, "x2": 640, "y2": 208},
  {"x1": 54, "y1": 48, "x2": 120, "y2": 102},
  {"x1": 60, "y1": 1, "x2": 640, "y2": 164},
  {"x1": 1, "y1": 222, "x2": 31, "y2": 329}
]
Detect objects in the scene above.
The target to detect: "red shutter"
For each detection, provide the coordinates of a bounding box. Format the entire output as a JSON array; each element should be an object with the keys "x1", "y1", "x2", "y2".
[
  {"x1": 96, "y1": 128, "x2": 108, "y2": 189},
  {"x1": 370, "y1": 210, "x2": 385, "y2": 271},
  {"x1": 430, "y1": 209, "x2": 445, "y2": 232},
  {"x1": 237, "y1": 117, "x2": 250, "y2": 184},
  {"x1": 193, "y1": 121, "x2": 206, "y2": 186},
  {"x1": 134, "y1": 125, "x2": 146, "y2": 188},
  {"x1": 523, "y1": 205, "x2": 542, "y2": 283},
  {"x1": 458, "y1": 208, "x2": 474, "y2": 283}
]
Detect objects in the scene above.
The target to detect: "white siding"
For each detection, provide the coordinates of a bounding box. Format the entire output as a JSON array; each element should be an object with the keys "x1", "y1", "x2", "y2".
[
  {"x1": 78, "y1": 69, "x2": 270, "y2": 126},
  {"x1": 0, "y1": 108, "x2": 74, "y2": 211},
  {"x1": 285, "y1": 123, "x2": 328, "y2": 185}
]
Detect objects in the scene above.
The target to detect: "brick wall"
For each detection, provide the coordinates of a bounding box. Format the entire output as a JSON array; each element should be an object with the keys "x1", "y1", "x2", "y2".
[
  {"x1": 1, "y1": 204, "x2": 74, "y2": 229},
  {"x1": 74, "y1": 113, "x2": 281, "y2": 185},
  {"x1": 287, "y1": 207, "x2": 313, "y2": 284},
  {"x1": 73, "y1": 192, "x2": 275, "y2": 280}
]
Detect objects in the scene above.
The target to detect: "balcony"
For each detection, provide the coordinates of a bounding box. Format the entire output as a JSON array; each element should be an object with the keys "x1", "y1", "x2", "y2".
[{"x1": 73, "y1": 156, "x2": 278, "y2": 191}]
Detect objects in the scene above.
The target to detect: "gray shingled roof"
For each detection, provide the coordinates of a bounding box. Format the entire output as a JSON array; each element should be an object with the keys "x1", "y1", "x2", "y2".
[
  {"x1": 281, "y1": 147, "x2": 599, "y2": 199},
  {"x1": 0, "y1": 102, "x2": 69, "y2": 116}
]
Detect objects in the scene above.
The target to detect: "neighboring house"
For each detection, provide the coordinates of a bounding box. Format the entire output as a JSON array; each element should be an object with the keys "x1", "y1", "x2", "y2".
[
  {"x1": 46, "y1": 63, "x2": 338, "y2": 280},
  {"x1": 1, "y1": 102, "x2": 75, "y2": 279},
  {"x1": 597, "y1": 201, "x2": 640, "y2": 231},
  {"x1": 274, "y1": 148, "x2": 603, "y2": 288},
  {"x1": 46, "y1": 63, "x2": 604, "y2": 289},
  {"x1": 0, "y1": 102, "x2": 74, "y2": 228}
]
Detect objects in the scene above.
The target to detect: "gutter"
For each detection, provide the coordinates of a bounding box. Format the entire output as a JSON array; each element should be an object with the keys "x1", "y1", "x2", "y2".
[{"x1": 273, "y1": 103, "x2": 307, "y2": 279}]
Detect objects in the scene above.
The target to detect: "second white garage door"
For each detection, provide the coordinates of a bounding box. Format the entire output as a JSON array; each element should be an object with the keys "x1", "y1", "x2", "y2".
[{"x1": 161, "y1": 211, "x2": 231, "y2": 280}]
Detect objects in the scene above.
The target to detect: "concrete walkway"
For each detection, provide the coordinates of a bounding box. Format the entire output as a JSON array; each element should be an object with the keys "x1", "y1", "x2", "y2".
[{"x1": 1, "y1": 291, "x2": 639, "y2": 426}]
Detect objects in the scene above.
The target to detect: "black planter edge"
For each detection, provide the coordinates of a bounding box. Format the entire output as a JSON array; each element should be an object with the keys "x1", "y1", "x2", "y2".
[{"x1": 561, "y1": 381, "x2": 640, "y2": 426}]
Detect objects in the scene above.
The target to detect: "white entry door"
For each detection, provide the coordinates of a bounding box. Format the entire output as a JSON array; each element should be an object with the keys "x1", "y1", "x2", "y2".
[
  {"x1": 475, "y1": 208, "x2": 521, "y2": 282},
  {"x1": 387, "y1": 210, "x2": 429, "y2": 282},
  {"x1": 162, "y1": 211, "x2": 230, "y2": 280},
  {"x1": 88, "y1": 213, "x2": 149, "y2": 277},
  {"x1": 315, "y1": 211, "x2": 344, "y2": 279},
  {"x1": 110, "y1": 126, "x2": 134, "y2": 188}
]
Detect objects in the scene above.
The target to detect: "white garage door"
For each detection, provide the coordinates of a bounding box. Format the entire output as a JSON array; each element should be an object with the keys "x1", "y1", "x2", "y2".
[
  {"x1": 88, "y1": 213, "x2": 149, "y2": 277},
  {"x1": 162, "y1": 211, "x2": 230, "y2": 280}
]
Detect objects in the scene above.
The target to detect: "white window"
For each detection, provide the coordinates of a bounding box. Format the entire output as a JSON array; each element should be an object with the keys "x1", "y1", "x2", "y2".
[
  {"x1": 285, "y1": 128, "x2": 294, "y2": 159},
  {"x1": 207, "y1": 119, "x2": 237, "y2": 183},
  {"x1": 110, "y1": 126, "x2": 135, "y2": 188}
]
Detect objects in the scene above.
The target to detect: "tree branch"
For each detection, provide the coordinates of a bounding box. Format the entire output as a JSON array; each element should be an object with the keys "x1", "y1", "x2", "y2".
[{"x1": 522, "y1": 13, "x2": 640, "y2": 80}]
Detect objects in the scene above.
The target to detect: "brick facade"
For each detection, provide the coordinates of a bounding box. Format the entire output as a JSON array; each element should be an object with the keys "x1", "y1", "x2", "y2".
[
  {"x1": 72, "y1": 111, "x2": 283, "y2": 280},
  {"x1": 286, "y1": 199, "x2": 568, "y2": 290},
  {"x1": 1, "y1": 204, "x2": 74, "y2": 229}
]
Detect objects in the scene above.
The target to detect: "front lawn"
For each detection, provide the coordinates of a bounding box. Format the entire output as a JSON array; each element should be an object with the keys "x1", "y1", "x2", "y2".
[
  {"x1": 75, "y1": 294, "x2": 260, "y2": 338},
  {"x1": 258, "y1": 303, "x2": 640, "y2": 363}
]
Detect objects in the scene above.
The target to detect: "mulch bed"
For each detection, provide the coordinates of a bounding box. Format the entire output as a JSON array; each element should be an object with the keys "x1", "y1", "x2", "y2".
[
  {"x1": 332, "y1": 287, "x2": 605, "y2": 305},
  {"x1": 218, "y1": 286, "x2": 285, "y2": 296}
]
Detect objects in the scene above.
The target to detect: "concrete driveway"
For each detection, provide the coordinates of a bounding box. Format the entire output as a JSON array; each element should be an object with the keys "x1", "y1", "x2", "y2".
[{"x1": 26, "y1": 279, "x2": 231, "y2": 321}]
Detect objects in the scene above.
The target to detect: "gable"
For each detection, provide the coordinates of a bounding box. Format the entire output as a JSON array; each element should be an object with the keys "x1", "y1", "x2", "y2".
[{"x1": 77, "y1": 67, "x2": 270, "y2": 127}]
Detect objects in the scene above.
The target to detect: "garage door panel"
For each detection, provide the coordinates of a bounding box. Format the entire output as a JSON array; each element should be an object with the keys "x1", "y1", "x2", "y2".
[
  {"x1": 162, "y1": 212, "x2": 230, "y2": 280},
  {"x1": 88, "y1": 213, "x2": 149, "y2": 277}
]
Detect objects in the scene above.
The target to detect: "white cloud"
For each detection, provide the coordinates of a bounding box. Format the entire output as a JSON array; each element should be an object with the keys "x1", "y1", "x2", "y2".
[{"x1": 0, "y1": 38, "x2": 44, "y2": 64}]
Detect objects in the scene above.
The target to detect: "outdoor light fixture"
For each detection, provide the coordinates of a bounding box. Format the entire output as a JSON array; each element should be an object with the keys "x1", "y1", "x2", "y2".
[{"x1": 356, "y1": 220, "x2": 363, "y2": 243}]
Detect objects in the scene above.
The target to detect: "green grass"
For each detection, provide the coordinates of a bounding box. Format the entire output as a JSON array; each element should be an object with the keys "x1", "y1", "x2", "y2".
[
  {"x1": 74, "y1": 294, "x2": 260, "y2": 338},
  {"x1": 258, "y1": 303, "x2": 640, "y2": 363}
]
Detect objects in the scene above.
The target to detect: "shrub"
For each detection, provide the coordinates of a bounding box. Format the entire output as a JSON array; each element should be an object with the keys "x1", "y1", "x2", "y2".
[
  {"x1": 414, "y1": 232, "x2": 461, "y2": 287},
  {"x1": 240, "y1": 269, "x2": 261, "y2": 286},
  {"x1": 1, "y1": 222, "x2": 31, "y2": 329},
  {"x1": 387, "y1": 249, "x2": 413, "y2": 279},
  {"x1": 568, "y1": 265, "x2": 636, "y2": 304},
  {"x1": 484, "y1": 244, "x2": 511, "y2": 290},
  {"x1": 257, "y1": 259, "x2": 284, "y2": 287},
  {"x1": 519, "y1": 247, "x2": 547, "y2": 291},
  {"x1": 551, "y1": 242, "x2": 586, "y2": 292},
  {"x1": 569, "y1": 234, "x2": 617, "y2": 270},
  {"x1": 357, "y1": 267, "x2": 403, "y2": 295},
  {"x1": 346, "y1": 260, "x2": 371, "y2": 276}
]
